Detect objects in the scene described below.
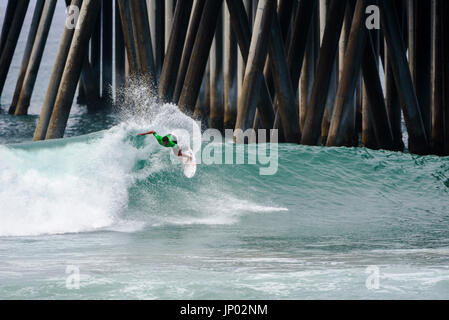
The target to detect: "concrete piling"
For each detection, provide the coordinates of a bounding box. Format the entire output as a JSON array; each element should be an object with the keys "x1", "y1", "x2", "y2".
[
  {"x1": 34, "y1": 0, "x2": 82, "y2": 141},
  {"x1": 380, "y1": 0, "x2": 429, "y2": 155},
  {"x1": 14, "y1": 0, "x2": 57, "y2": 116},
  {"x1": 0, "y1": 0, "x2": 18, "y2": 58},
  {"x1": 159, "y1": 0, "x2": 194, "y2": 102},
  {"x1": 178, "y1": 0, "x2": 224, "y2": 114},
  {"x1": 45, "y1": 0, "x2": 101, "y2": 139},
  {"x1": 327, "y1": 0, "x2": 366, "y2": 147},
  {"x1": 102, "y1": 0, "x2": 113, "y2": 100},
  {"x1": 8, "y1": 0, "x2": 45, "y2": 115},
  {"x1": 115, "y1": 0, "x2": 126, "y2": 98},
  {"x1": 129, "y1": 0, "x2": 156, "y2": 86},
  {"x1": 172, "y1": 0, "x2": 206, "y2": 103},
  {"x1": 301, "y1": 0, "x2": 347, "y2": 146},
  {"x1": 209, "y1": 6, "x2": 224, "y2": 131},
  {"x1": 0, "y1": 0, "x2": 30, "y2": 98},
  {"x1": 234, "y1": 0, "x2": 275, "y2": 139},
  {"x1": 223, "y1": 6, "x2": 237, "y2": 130}
]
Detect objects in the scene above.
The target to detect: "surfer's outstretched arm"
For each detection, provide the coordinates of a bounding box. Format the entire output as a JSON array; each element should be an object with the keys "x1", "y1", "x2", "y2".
[
  {"x1": 138, "y1": 130, "x2": 167, "y2": 146},
  {"x1": 138, "y1": 130, "x2": 155, "y2": 136}
]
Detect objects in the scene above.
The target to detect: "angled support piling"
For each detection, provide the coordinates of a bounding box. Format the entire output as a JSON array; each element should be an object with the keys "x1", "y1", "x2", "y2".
[
  {"x1": 340, "y1": 0, "x2": 357, "y2": 146},
  {"x1": 301, "y1": 0, "x2": 347, "y2": 146},
  {"x1": 223, "y1": 5, "x2": 238, "y2": 129},
  {"x1": 102, "y1": 0, "x2": 113, "y2": 99},
  {"x1": 408, "y1": 0, "x2": 431, "y2": 138},
  {"x1": 129, "y1": 0, "x2": 156, "y2": 85},
  {"x1": 299, "y1": 3, "x2": 318, "y2": 130},
  {"x1": 90, "y1": 4, "x2": 101, "y2": 100},
  {"x1": 327, "y1": 0, "x2": 366, "y2": 147},
  {"x1": 209, "y1": 7, "x2": 224, "y2": 131},
  {"x1": 165, "y1": 0, "x2": 176, "y2": 52},
  {"x1": 431, "y1": 0, "x2": 445, "y2": 155},
  {"x1": 385, "y1": 42, "x2": 404, "y2": 151},
  {"x1": 193, "y1": 63, "x2": 210, "y2": 120},
  {"x1": 8, "y1": 0, "x2": 45, "y2": 114},
  {"x1": 288, "y1": 0, "x2": 318, "y2": 100},
  {"x1": 115, "y1": 0, "x2": 126, "y2": 98},
  {"x1": 361, "y1": 30, "x2": 378, "y2": 149},
  {"x1": 158, "y1": 0, "x2": 194, "y2": 102},
  {"x1": 276, "y1": 0, "x2": 294, "y2": 43},
  {"x1": 379, "y1": 0, "x2": 429, "y2": 154},
  {"x1": 0, "y1": 0, "x2": 18, "y2": 57},
  {"x1": 226, "y1": 0, "x2": 275, "y2": 130},
  {"x1": 172, "y1": 0, "x2": 206, "y2": 103},
  {"x1": 0, "y1": 0, "x2": 30, "y2": 98},
  {"x1": 443, "y1": 1, "x2": 449, "y2": 155},
  {"x1": 148, "y1": 0, "x2": 165, "y2": 79},
  {"x1": 268, "y1": 13, "x2": 300, "y2": 143},
  {"x1": 14, "y1": 0, "x2": 57, "y2": 116},
  {"x1": 233, "y1": 0, "x2": 275, "y2": 139},
  {"x1": 117, "y1": 0, "x2": 139, "y2": 78},
  {"x1": 320, "y1": 0, "x2": 338, "y2": 146},
  {"x1": 45, "y1": 0, "x2": 101, "y2": 139},
  {"x1": 236, "y1": 0, "x2": 252, "y2": 125},
  {"x1": 274, "y1": 0, "x2": 316, "y2": 138},
  {"x1": 80, "y1": 54, "x2": 101, "y2": 108},
  {"x1": 178, "y1": 0, "x2": 224, "y2": 114},
  {"x1": 361, "y1": 35, "x2": 394, "y2": 150},
  {"x1": 34, "y1": 0, "x2": 82, "y2": 141}
]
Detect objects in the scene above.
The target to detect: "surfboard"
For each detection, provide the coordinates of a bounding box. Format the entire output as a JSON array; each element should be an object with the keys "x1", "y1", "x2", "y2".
[{"x1": 179, "y1": 148, "x2": 197, "y2": 178}]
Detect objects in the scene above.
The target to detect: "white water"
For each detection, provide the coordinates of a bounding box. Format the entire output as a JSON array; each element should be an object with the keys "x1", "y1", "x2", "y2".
[{"x1": 0, "y1": 101, "x2": 202, "y2": 237}]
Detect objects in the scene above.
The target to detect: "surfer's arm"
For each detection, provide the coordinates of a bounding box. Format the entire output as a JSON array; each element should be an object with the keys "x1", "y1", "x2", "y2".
[
  {"x1": 138, "y1": 131, "x2": 166, "y2": 146},
  {"x1": 153, "y1": 133, "x2": 165, "y2": 146},
  {"x1": 138, "y1": 130, "x2": 155, "y2": 136}
]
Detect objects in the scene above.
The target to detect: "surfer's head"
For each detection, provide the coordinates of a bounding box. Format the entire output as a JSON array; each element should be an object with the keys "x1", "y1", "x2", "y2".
[{"x1": 163, "y1": 135, "x2": 177, "y2": 146}]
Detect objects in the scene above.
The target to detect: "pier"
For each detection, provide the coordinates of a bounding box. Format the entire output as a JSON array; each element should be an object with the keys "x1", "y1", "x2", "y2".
[{"x1": 0, "y1": 0, "x2": 448, "y2": 155}]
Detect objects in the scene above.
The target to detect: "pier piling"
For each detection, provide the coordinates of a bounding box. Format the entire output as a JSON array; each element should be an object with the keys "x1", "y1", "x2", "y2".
[
  {"x1": 301, "y1": 0, "x2": 347, "y2": 146},
  {"x1": 178, "y1": 0, "x2": 223, "y2": 114},
  {"x1": 45, "y1": 0, "x2": 101, "y2": 139},
  {"x1": 234, "y1": 0, "x2": 275, "y2": 139},
  {"x1": 0, "y1": 0, "x2": 30, "y2": 98},
  {"x1": 0, "y1": 0, "x2": 18, "y2": 59},
  {"x1": 34, "y1": 0, "x2": 82, "y2": 141},
  {"x1": 14, "y1": 0, "x2": 57, "y2": 116},
  {"x1": 159, "y1": 0, "x2": 194, "y2": 102},
  {"x1": 172, "y1": 0, "x2": 206, "y2": 104},
  {"x1": 380, "y1": 0, "x2": 429, "y2": 155},
  {"x1": 8, "y1": 0, "x2": 45, "y2": 115}
]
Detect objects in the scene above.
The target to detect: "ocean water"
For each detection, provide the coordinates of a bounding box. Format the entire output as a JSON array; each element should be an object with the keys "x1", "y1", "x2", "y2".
[
  {"x1": 1, "y1": 100, "x2": 449, "y2": 299},
  {"x1": 1, "y1": 1, "x2": 449, "y2": 300}
]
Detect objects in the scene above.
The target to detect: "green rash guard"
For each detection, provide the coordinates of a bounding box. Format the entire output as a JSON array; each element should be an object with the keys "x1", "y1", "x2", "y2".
[{"x1": 152, "y1": 132, "x2": 177, "y2": 148}]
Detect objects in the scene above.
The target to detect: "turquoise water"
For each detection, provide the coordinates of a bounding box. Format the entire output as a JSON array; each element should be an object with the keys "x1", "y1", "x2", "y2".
[{"x1": 1, "y1": 103, "x2": 449, "y2": 299}]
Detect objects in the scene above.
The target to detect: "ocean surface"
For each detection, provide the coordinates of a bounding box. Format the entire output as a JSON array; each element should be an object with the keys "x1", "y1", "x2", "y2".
[{"x1": 1, "y1": 1, "x2": 449, "y2": 300}]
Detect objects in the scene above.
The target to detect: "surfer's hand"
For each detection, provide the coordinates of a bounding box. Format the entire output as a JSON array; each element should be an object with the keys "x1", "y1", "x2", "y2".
[{"x1": 178, "y1": 151, "x2": 192, "y2": 161}]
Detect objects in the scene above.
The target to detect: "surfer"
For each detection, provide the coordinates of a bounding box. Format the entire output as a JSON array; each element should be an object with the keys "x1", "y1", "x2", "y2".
[{"x1": 138, "y1": 130, "x2": 192, "y2": 161}]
